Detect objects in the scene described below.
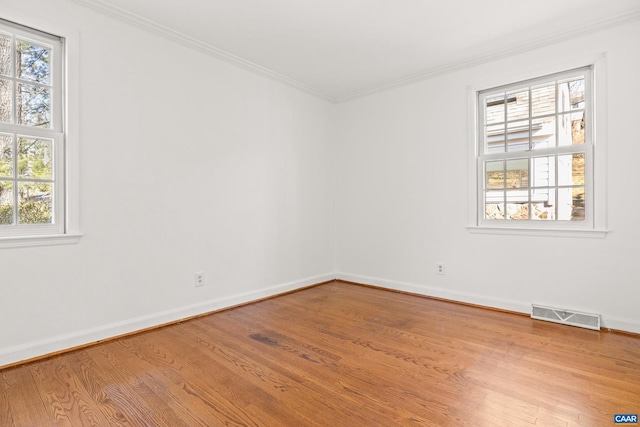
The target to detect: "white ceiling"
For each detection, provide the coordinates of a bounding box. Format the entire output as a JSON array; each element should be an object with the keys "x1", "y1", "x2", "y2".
[{"x1": 73, "y1": 0, "x2": 640, "y2": 102}]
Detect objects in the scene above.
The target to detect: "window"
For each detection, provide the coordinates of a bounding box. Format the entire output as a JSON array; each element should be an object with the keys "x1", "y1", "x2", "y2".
[
  {"x1": 473, "y1": 66, "x2": 603, "y2": 234},
  {"x1": 0, "y1": 19, "x2": 72, "y2": 243}
]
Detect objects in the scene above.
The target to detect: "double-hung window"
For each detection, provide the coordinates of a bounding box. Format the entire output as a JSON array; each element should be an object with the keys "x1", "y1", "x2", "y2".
[
  {"x1": 0, "y1": 19, "x2": 66, "y2": 240},
  {"x1": 475, "y1": 66, "x2": 600, "y2": 233}
]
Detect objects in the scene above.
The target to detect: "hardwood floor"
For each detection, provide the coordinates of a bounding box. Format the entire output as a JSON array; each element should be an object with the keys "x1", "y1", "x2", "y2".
[{"x1": 2, "y1": 281, "x2": 639, "y2": 426}]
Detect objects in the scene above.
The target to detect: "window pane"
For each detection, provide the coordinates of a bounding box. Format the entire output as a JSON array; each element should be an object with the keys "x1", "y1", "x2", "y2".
[
  {"x1": 16, "y1": 39, "x2": 50, "y2": 84},
  {"x1": 18, "y1": 137, "x2": 52, "y2": 179},
  {"x1": 568, "y1": 79, "x2": 585, "y2": 110},
  {"x1": 506, "y1": 158, "x2": 528, "y2": 188},
  {"x1": 532, "y1": 188, "x2": 554, "y2": 220},
  {"x1": 506, "y1": 89, "x2": 529, "y2": 121},
  {"x1": 506, "y1": 190, "x2": 528, "y2": 220},
  {"x1": 485, "y1": 94, "x2": 505, "y2": 125},
  {"x1": 0, "y1": 78, "x2": 11, "y2": 123},
  {"x1": 557, "y1": 187, "x2": 580, "y2": 221},
  {"x1": 531, "y1": 84, "x2": 555, "y2": 117},
  {"x1": 485, "y1": 190, "x2": 504, "y2": 219},
  {"x1": 485, "y1": 160, "x2": 504, "y2": 189},
  {"x1": 18, "y1": 181, "x2": 52, "y2": 224},
  {"x1": 0, "y1": 180, "x2": 13, "y2": 224},
  {"x1": 570, "y1": 112, "x2": 585, "y2": 145},
  {"x1": 0, "y1": 34, "x2": 10, "y2": 77},
  {"x1": 558, "y1": 153, "x2": 584, "y2": 187},
  {"x1": 531, "y1": 204, "x2": 554, "y2": 220},
  {"x1": 532, "y1": 117, "x2": 555, "y2": 149},
  {"x1": 485, "y1": 123, "x2": 505, "y2": 153},
  {"x1": 558, "y1": 112, "x2": 584, "y2": 146},
  {"x1": 506, "y1": 120, "x2": 529, "y2": 152},
  {"x1": 573, "y1": 153, "x2": 585, "y2": 186},
  {"x1": 572, "y1": 186, "x2": 585, "y2": 221},
  {"x1": 0, "y1": 134, "x2": 12, "y2": 177},
  {"x1": 532, "y1": 156, "x2": 555, "y2": 187},
  {"x1": 17, "y1": 83, "x2": 51, "y2": 127},
  {"x1": 558, "y1": 78, "x2": 585, "y2": 113}
]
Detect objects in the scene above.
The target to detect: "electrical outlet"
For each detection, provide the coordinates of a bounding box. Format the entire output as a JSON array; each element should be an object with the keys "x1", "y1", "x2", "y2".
[
  {"x1": 195, "y1": 272, "x2": 204, "y2": 287},
  {"x1": 436, "y1": 263, "x2": 445, "y2": 275}
]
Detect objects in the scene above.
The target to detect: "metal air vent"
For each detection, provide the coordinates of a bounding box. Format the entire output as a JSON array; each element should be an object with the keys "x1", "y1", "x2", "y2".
[{"x1": 531, "y1": 304, "x2": 600, "y2": 330}]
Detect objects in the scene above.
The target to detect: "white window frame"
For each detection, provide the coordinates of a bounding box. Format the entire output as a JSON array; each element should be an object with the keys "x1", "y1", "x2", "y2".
[
  {"x1": 467, "y1": 54, "x2": 608, "y2": 238},
  {"x1": 0, "y1": 18, "x2": 80, "y2": 248}
]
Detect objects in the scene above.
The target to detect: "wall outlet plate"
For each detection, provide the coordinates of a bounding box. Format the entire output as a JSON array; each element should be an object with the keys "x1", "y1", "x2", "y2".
[{"x1": 195, "y1": 272, "x2": 204, "y2": 287}]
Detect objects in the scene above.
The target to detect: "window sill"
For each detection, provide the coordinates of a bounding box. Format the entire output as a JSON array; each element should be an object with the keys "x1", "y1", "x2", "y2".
[
  {"x1": 467, "y1": 226, "x2": 607, "y2": 239},
  {"x1": 0, "y1": 233, "x2": 83, "y2": 249}
]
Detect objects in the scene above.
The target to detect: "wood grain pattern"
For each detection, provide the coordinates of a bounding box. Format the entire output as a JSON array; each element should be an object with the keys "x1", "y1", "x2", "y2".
[{"x1": 2, "y1": 281, "x2": 639, "y2": 426}]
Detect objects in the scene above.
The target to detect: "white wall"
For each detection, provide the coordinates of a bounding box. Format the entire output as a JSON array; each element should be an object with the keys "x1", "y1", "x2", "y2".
[
  {"x1": 0, "y1": 0, "x2": 335, "y2": 366},
  {"x1": 335, "y1": 20, "x2": 640, "y2": 333}
]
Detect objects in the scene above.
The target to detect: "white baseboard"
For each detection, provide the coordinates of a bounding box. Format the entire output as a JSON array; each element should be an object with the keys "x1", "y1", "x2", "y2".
[
  {"x1": 0, "y1": 272, "x2": 335, "y2": 368},
  {"x1": 599, "y1": 315, "x2": 640, "y2": 334},
  {"x1": 335, "y1": 272, "x2": 640, "y2": 335},
  {"x1": 336, "y1": 272, "x2": 530, "y2": 313}
]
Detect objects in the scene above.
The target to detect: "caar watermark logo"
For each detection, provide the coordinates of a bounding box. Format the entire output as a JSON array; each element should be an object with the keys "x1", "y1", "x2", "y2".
[{"x1": 614, "y1": 414, "x2": 638, "y2": 424}]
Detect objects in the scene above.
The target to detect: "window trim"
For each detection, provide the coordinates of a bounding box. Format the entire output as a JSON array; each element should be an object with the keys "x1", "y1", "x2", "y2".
[
  {"x1": 0, "y1": 19, "x2": 80, "y2": 249},
  {"x1": 467, "y1": 53, "x2": 608, "y2": 238}
]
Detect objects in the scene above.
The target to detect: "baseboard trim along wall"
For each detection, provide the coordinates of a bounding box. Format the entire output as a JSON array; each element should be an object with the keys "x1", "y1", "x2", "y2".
[
  {"x1": 0, "y1": 272, "x2": 335, "y2": 368},
  {"x1": 335, "y1": 272, "x2": 640, "y2": 335}
]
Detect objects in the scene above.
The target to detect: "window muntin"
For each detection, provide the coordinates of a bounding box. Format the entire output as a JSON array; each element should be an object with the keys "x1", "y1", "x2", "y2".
[
  {"x1": 0, "y1": 19, "x2": 64, "y2": 237},
  {"x1": 477, "y1": 67, "x2": 592, "y2": 227}
]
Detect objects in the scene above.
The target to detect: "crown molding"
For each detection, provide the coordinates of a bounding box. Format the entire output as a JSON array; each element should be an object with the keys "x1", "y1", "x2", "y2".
[
  {"x1": 69, "y1": 0, "x2": 336, "y2": 102},
  {"x1": 69, "y1": 0, "x2": 639, "y2": 104},
  {"x1": 335, "y1": 9, "x2": 640, "y2": 103}
]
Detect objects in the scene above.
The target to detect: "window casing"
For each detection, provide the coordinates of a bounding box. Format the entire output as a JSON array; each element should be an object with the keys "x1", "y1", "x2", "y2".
[
  {"x1": 0, "y1": 19, "x2": 66, "y2": 239},
  {"x1": 475, "y1": 66, "x2": 599, "y2": 232}
]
